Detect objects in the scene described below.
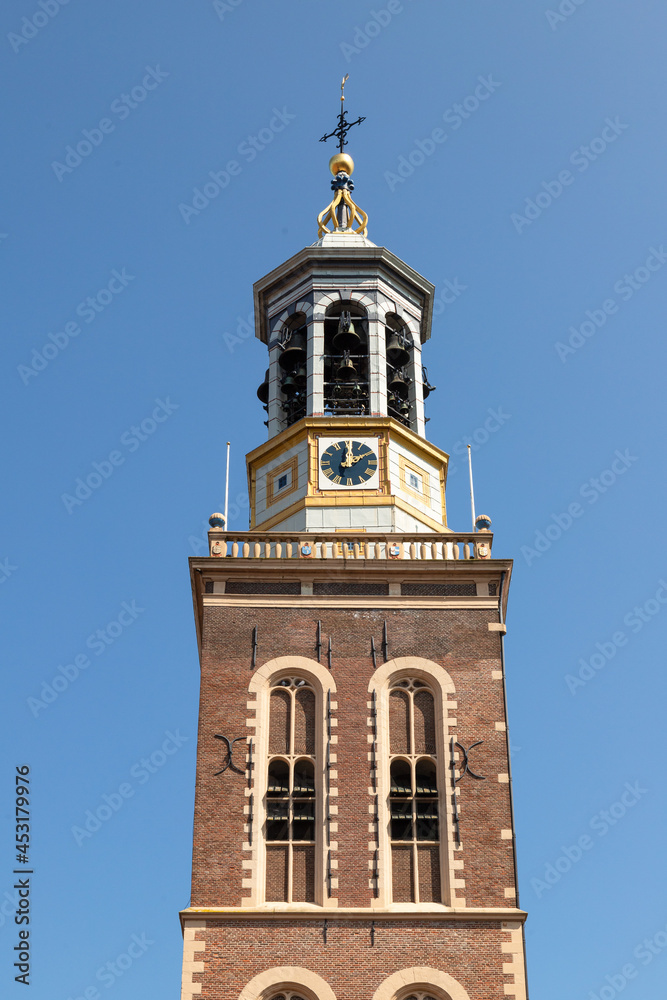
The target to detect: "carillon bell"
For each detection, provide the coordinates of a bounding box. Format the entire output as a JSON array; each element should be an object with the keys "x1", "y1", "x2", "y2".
[
  {"x1": 398, "y1": 398, "x2": 411, "y2": 417},
  {"x1": 336, "y1": 351, "x2": 357, "y2": 381},
  {"x1": 278, "y1": 328, "x2": 307, "y2": 370},
  {"x1": 388, "y1": 368, "x2": 409, "y2": 399},
  {"x1": 422, "y1": 365, "x2": 436, "y2": 400},
  {"x1": 386, "y1": 330, "x2": 410, "y2": 367},
  {"x1": 256, "y1": 368, "x2": 270, "y2": 404},
  {"x1": 281, "y1": 373, "x2": 298, "y2": 397},
  {"x1": 294, "y1": 365, "x2": 307, "y2": 388},
  {"x1": 333, "y1": 311, "x2": 361, "y2": 352}
]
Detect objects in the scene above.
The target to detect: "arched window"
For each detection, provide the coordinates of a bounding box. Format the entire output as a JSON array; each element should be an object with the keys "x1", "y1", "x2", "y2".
[
  {"x1": 268, "y1": 994, "x2": 309, "y2": 1000},
  {"x1": 385, "y1": 313, "x2": 413, "y2": 428},
  {"x1": 278, "y1": 313, "x2": 308, "y2": 428},
  {"x1": 266, "y1": 678, "x2": 317, "y2": 902},
  {"x1": 388, "y1": 679, "x2": 441, "y2": 903},
  {"x1": 323, "y1": 301, "x2": 369, "y2": 417}
]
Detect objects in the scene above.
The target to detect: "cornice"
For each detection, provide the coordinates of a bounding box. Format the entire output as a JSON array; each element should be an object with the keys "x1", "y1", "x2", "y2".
[
  {"x1": 180, "y1": 905, "x2": 527, "y2": 929},
  {"x1": 253, "y1": 245, "x2": 435, "y2": 345},
  {"x1": 246, "y1": 416, "x2": 449, "y2": 468}
]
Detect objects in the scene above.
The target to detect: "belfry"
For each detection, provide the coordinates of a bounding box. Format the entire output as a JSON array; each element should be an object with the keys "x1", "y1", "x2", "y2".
[{"x1": 180, "y1": 83, "x2": 528, "y2": 1000}]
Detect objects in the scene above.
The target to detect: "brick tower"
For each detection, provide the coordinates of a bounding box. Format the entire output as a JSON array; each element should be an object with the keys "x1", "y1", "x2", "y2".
[{"x1": 180, "y1": 109, "x2": 529, "y2": 1000}]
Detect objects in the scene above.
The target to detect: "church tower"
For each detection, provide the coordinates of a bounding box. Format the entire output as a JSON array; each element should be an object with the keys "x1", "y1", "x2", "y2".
[{"x1": 180, "y1": 86, "x2": 528, "y2": 1000}]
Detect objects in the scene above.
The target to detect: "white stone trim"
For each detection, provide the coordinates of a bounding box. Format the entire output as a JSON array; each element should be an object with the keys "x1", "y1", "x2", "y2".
[
  {"x1": 180, "y1": 921, "x2": 206, "y2": 999},
  {"x1": 245, "y1": 657, "x2": 337, "y2": 907},
  {"x1": 368, "y1": 657, "x2": 459, "y2": 908},
  {"x1": 501, "y1": 922, "x2": 528, "y2": 999},
  {"x1": 237, "y1": 966, "x2": 337, "y2": 1000},
  {"x1": 371, "y1": 967, "x2": 471, "y2": 1000}
]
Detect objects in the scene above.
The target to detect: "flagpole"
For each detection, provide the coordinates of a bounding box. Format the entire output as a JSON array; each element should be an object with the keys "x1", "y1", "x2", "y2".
[
  {"x1": 224, "y1": 441, "x2": 231, "y2": 528},
  {"x1": 467, "y1": 444, "x2": 476, "y2": 532}
]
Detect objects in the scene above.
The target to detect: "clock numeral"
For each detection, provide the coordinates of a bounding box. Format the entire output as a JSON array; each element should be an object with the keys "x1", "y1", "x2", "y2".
[
  {"x1": 323, "y1": 468, "x2": 334, "y2": 478},
  {"x1": 332, "y1": 475, "x2": 342, "y2": 484},
  {"x1": 345, "y1": 478, "x2": 353, "y2": 487},
  {"x1": 332, "y1": 442, "x2": 341, "y2": 451},
  {"x1": 321, "y1": 460, "x2": 330, "y2": 467}
]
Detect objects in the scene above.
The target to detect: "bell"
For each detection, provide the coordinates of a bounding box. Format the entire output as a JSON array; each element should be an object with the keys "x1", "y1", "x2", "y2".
[
  {"x1": 388, "y1": 368, "x2": 409, "y2": 399},
  {"x1": 422, "y1": 365, "x2": 436, "y2": 400},
  {"x1": 386, "y1": 330, "x2": 410, "y2": 367},
  {"x1": 278, "y1": 329, "x2": 307, "y2": 371},
  {"x1": 294, "y1": 365, "x2": 307, "y2": 388},
  {"x1": 336, "y1": 351, "x2": 357, "y2": 381},
  {"x1": 281, "y1": 374, "x2": 298, "y2": 397},
  {"x1": 256, "y1": 368, "x2": 270, "y2": 404},
  {"x1": 333, "y1": 311, "x2": 361, "y2": 352},
  {"x1": 398, "y1": 398, "x2": 411, "y2": 417}
]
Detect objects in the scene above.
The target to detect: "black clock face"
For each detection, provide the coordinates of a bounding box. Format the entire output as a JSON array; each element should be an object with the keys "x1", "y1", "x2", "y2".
[{"x1": 320, "y1": 440, "x2": 378, "y2": 487}]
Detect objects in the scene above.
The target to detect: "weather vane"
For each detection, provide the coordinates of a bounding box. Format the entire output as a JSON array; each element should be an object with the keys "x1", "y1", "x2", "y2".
[{"x1": 319, "y1": 74, "x2": 366, "y2": 152}]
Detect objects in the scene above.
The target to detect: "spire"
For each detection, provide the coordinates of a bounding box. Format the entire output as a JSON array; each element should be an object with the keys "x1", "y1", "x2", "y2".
[{"x1": 317, "y1": 76, "x2": 368, "y2": 237}]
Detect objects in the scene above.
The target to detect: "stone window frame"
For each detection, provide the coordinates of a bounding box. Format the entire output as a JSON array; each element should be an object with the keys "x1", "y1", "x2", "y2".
[
  {"x1": 387, "y1": 678, "x2": 440, "y2": 904},
  {"x1": 267, "y1": 456, "x2": 299, "y2": 507},
  {"x1": 247, "y1": 657, "x2": 337, "y2": 909},
  {"x1": 398, "y1": 454, "x2": 431, "y2": 507},
  {"x1": 369, "y1": 657, "x2": 458, "y2": 909},
  {"x1": 237, "y1": 966, "x2": 336, "y2": 1000},
  {"x1": 372, "y1": 968, "x2": 471, "y2": 1000},
  {"x1": 266, "y1": 678, "x2": 317, "y2": 903}
]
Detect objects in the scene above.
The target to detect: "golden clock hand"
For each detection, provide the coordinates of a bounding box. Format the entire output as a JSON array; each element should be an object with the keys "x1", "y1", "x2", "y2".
[{"x1": 341, "y1": 439, "x2": 354, "y2": 467}]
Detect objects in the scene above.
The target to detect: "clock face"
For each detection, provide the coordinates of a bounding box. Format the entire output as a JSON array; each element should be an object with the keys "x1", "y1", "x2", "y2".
[{"x1": 318, "y1": 438, "x2": 380, "y2": 489}]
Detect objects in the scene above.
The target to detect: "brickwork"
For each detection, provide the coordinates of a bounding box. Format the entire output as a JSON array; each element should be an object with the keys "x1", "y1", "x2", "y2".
[
  {"x1": 191, "y1": 602, "x2": 515, "y2": 911},
  {"x1": 187, "y1": 919, "x2": 519, "y2": 1000},
  {"x1": 183, "y1": 574, "x2": 527, "y2": 1000}
]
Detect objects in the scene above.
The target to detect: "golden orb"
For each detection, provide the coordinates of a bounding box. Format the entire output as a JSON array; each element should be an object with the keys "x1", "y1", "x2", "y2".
[{"x1": 329, "y1": 152, "x2": 354, "y2": 176}]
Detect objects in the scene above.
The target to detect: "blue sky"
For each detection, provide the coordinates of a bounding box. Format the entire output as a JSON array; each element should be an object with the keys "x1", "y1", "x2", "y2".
[{"x1": 2, "y1": 1, "x2": 666, "y2": 997}]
